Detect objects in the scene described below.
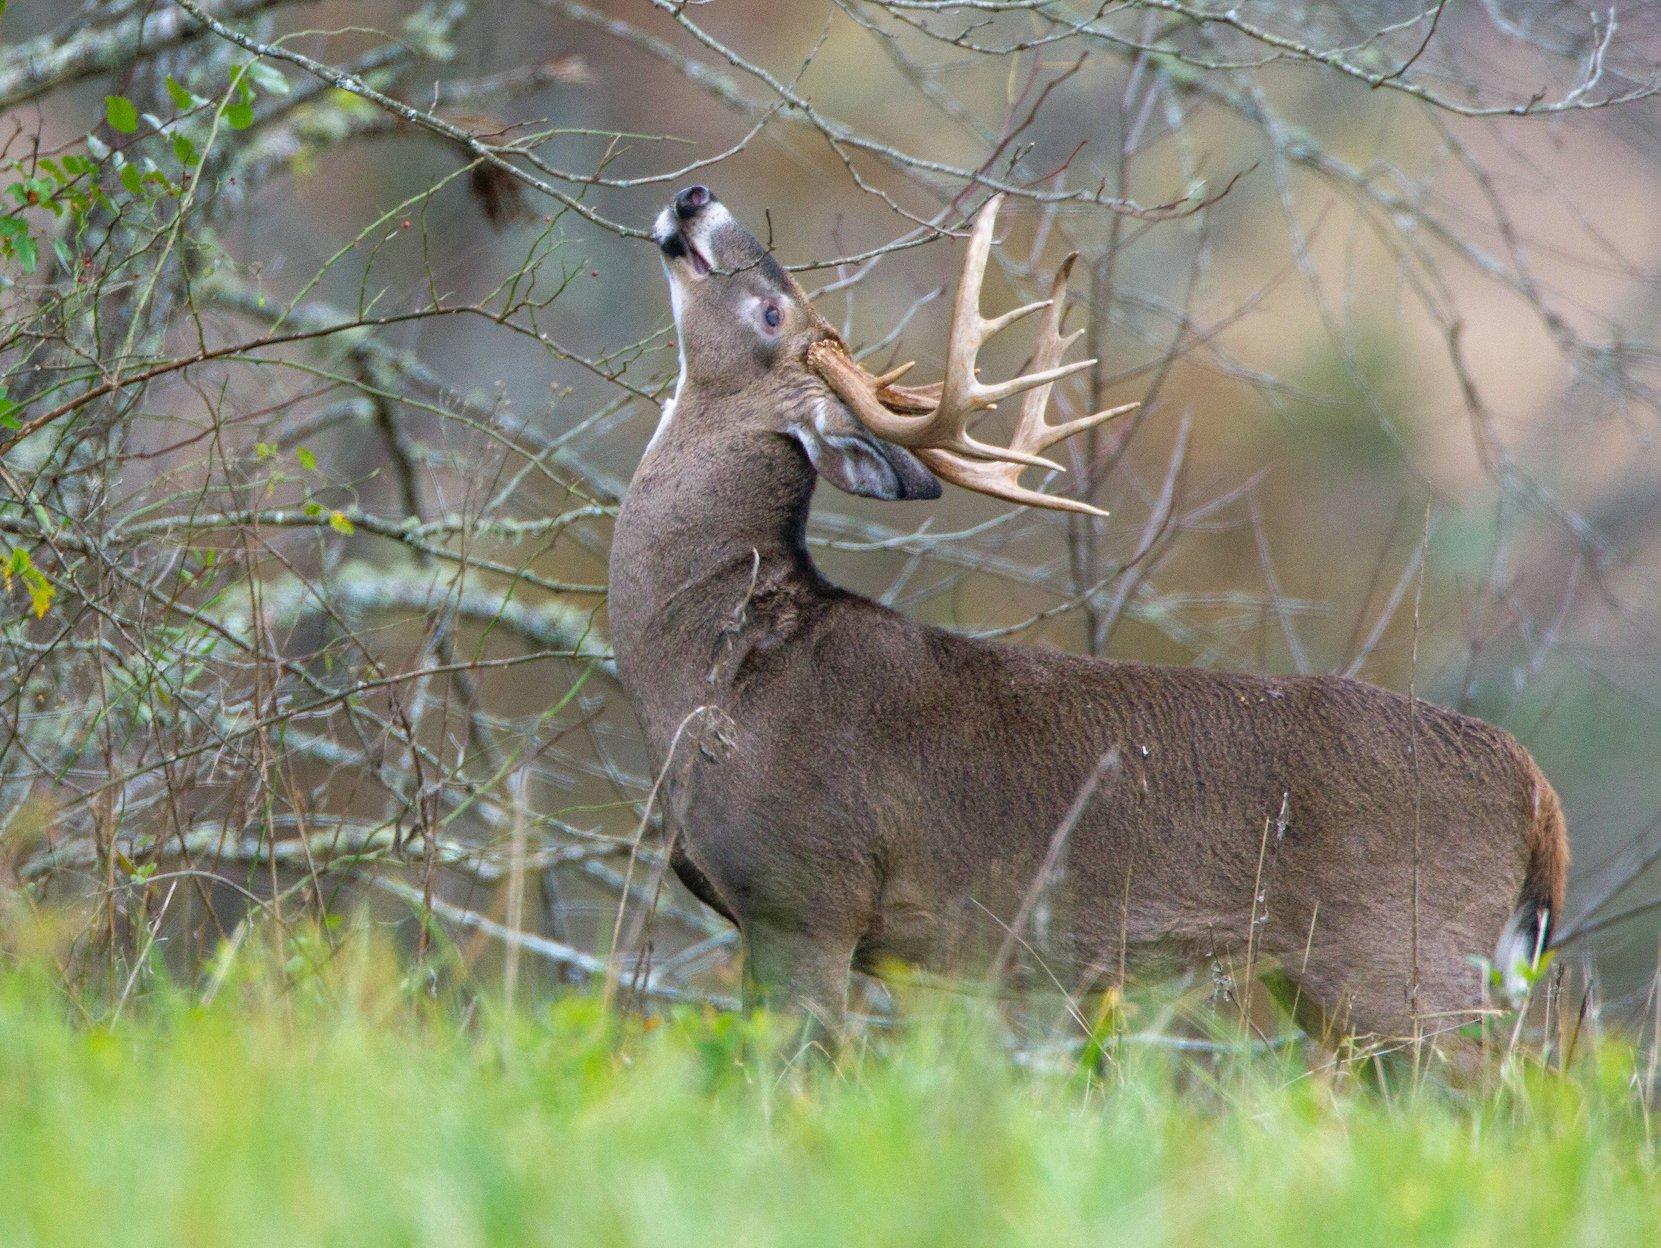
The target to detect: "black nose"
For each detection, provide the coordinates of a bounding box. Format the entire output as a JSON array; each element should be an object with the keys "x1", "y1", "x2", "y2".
[{"x1": 674, "y1": 185, "x2": 713, "y2": 221}]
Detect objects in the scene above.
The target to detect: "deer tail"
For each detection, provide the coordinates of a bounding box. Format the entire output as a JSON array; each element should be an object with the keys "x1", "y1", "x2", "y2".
[{"x1": 1495, "y1": 764, "x2": 1569, "y2": 1005}]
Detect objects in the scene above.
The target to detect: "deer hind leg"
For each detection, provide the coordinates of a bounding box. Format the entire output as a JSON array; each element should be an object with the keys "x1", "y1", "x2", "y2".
[
  {"x1": 741, "y1": 920, "x2": 856, "y2": 1056},
  {"x1": 1266, "y1": 914, "x2": 1493, "y2": 1080}
]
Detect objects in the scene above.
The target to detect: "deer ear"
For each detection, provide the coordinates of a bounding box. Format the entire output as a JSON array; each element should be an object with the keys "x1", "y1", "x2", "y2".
[{"x1": 790, "y1": 400, "x2": 941, "y2": 501}]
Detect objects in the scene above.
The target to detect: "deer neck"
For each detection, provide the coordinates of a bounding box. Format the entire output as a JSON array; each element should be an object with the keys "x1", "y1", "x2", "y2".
[{"x1": 608, "y1": 387, "x2": 825, "y2": 739}]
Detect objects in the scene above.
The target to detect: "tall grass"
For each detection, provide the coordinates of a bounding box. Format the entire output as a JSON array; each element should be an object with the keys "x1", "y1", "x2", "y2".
[{"x1": 0, "y1": 931, "x2": 1654, "y2": 1248}]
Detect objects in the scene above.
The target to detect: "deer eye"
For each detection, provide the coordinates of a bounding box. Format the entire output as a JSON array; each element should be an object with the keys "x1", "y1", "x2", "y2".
[{"x1": 763, "y1": 304, "x2": 782, "y2": 329}]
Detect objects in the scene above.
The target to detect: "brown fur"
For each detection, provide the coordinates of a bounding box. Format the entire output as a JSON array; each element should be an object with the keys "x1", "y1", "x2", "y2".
[{"x1": 613, "y1": 189, "x2": 1569, "y2": 1049}]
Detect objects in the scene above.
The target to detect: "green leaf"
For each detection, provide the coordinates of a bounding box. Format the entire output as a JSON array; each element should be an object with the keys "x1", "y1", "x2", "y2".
[
  {"x1": 328, "y1": 510, "x2": 354, "y2": 536},
  {"x1": 225, "y1": 67, "x2": 256, "y2": 129},
  {"x1": 164, "y1": 75, "x2": 197, "y2": 111},
  {"x1": 296, "y1": 447, "x2": 317, "y2": 472},
  {"x1": 118, "y1": 162, "x2": 144, "y2": 196},
  {"x1": 0, "y1": 391, "x2": 18, "y2": 431},
  {"x1": 105, "y1": 95, "x2": 139, "y2": 134},
  {"x1": 12, "y1": 232, "x2": 37, "y2": 273},
  {"x1": 172, "y1": 134, "x2": 199, "y2": 168}
]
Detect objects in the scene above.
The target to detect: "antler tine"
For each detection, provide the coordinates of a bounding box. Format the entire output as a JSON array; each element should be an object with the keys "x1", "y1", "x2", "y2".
[
  {"x1": 1010, "y1": 254, "x2": 1141, "y2": 457},
  {"x1": 870, "y1": 360, "x2": 916, "y2": 388},
  {"x1": 915, "y1": 252, "x2": 1133, "y2": 518},
  {"x1": 920, "y1": 194, "x2": 1087, "y2": 467},
  {"x1": 806, "y1": 195, "x2": 1135, "y2": 516},
  {"x1": 933, "y1": 194, "x2": 1004, "y2": 422},
  {"x1": 912, "y1": 448, "x2": 1113, "y2": 517}
]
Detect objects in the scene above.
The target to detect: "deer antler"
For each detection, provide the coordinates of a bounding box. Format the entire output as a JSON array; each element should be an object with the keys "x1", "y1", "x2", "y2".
[{"x1": 808, "y1": 194, "x2": 1136, "y2": 517}]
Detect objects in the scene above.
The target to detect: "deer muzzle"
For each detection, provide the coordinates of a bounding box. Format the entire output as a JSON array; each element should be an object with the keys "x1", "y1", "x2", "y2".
[{"x1": 653, "y1": 185, "x2": 725, "y2": 278}]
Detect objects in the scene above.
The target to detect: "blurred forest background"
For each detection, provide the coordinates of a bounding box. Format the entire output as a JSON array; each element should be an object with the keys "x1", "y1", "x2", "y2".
[{"x1": 1, "y1": 0, "x2": 1658, "y2": 1029}]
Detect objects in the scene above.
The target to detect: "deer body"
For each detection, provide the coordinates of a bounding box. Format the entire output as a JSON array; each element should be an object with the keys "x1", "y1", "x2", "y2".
[{"x1": 613, "y1": 187, "x2": 1567, "y2": 1049}]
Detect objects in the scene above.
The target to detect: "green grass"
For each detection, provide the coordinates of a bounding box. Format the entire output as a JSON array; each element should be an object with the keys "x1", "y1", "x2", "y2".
[{"x1": 0, "y1": 939, "x2": 1654, "y2": 1248}]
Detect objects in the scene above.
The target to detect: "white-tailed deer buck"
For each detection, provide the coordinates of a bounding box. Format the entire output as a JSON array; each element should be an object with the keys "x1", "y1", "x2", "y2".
[{"x1": 611, "y1": 185, "x2": 1567, "y2": 1057}]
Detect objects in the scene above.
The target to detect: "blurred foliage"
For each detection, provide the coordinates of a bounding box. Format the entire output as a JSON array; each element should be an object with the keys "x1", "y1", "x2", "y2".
[{"x1": 0, "y1": 926, "x2": 1654, "y2": 1248}]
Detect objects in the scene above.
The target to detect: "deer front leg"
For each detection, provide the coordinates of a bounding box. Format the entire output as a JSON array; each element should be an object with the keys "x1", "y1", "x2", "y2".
[{"x1": 741, "y1": 920, "x2": 856, "y2": 1056}]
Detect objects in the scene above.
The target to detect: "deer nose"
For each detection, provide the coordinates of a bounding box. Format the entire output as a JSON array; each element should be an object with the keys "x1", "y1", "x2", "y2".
[{"x1": 674, "y1": 185, "x2": 714, "y2": 221}]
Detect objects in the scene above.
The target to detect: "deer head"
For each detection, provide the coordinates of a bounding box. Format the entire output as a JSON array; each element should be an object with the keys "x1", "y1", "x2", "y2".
[{"x1": 652, "y1": 186, "x2": 1135, "y2": 515}]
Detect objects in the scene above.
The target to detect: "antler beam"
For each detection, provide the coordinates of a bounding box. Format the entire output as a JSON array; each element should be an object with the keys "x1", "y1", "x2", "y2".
[{"x1": 809, "y1": 194, "x2": 1136, "y2": 517}]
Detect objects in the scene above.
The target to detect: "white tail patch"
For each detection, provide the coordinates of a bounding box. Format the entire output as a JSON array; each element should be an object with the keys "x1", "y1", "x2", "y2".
[{"x1": 1494, "y1": 903, "x2": 1548, "y2": 1006}]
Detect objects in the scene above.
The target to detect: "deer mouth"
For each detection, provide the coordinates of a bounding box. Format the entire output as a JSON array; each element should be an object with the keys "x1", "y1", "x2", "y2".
[
  {"x1": 659, "y1": 228, "x2": 713, "y2": 277},
  {"x1": 653, "y1": 190, "x2": 718, "y2": 279}
]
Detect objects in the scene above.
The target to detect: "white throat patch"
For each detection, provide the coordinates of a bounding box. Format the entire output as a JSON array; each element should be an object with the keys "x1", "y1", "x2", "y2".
[{"x1": 649, "y1": 278, "x2": 689, "y2": 455}]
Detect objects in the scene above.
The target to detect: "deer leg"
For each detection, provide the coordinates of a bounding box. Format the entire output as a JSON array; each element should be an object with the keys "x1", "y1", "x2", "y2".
[
  {"x1": 1267, "y1": 938, "x2": 1494, "y2": 1085},
  {"x1": 741, "y1": 921, "x2": 856, "y2": 1055}
]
